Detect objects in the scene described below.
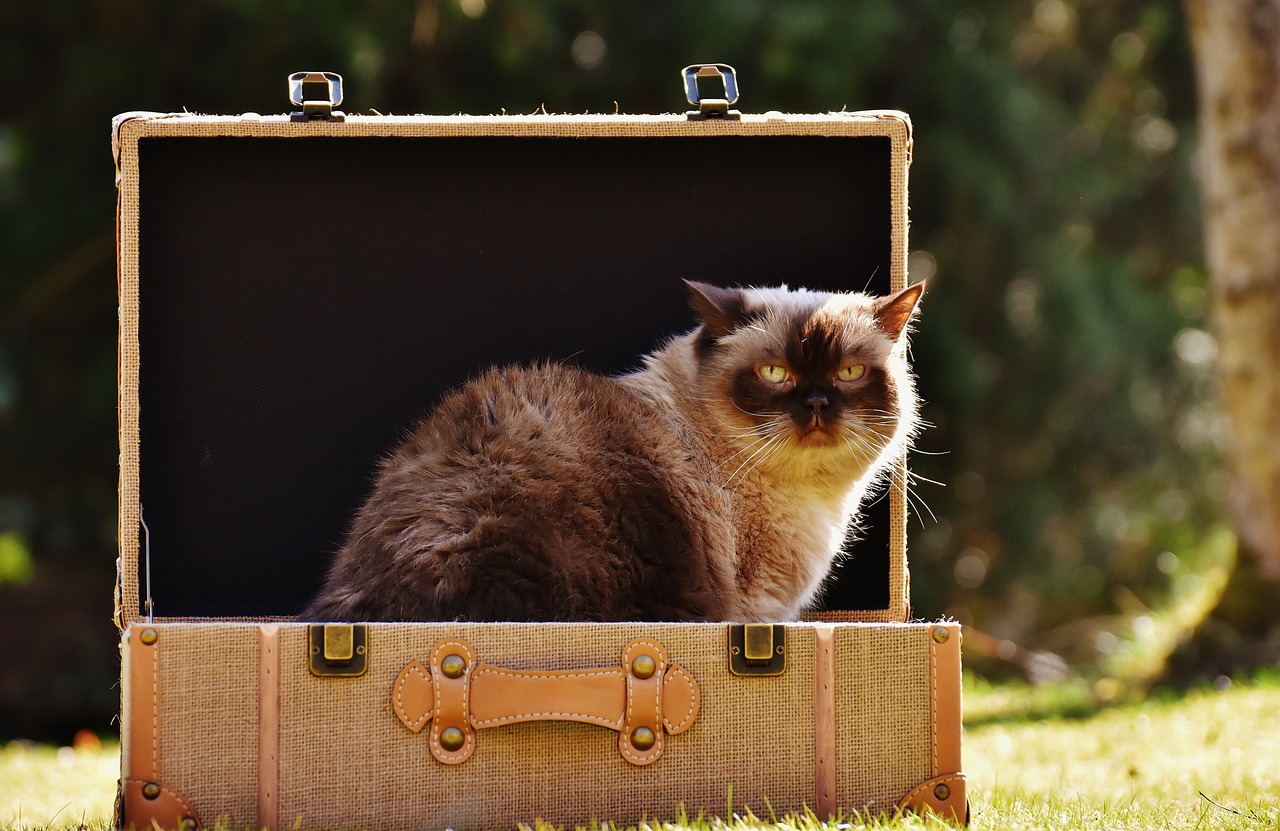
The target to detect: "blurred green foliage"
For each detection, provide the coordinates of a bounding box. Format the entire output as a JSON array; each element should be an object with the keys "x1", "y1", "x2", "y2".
[{"x1": 0, "y1": 0, "x2": 1220, "y2": 735}]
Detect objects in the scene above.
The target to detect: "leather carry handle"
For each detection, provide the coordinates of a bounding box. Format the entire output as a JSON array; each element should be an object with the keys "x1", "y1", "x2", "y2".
[{"x1": 393, "y1": 637, "x2": 700, "y2": 766}]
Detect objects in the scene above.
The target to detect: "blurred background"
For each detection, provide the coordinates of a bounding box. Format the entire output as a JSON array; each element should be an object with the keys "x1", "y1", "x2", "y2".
[{"x1": 2, "y1": 0, "x2": 1277, "y2": 741}]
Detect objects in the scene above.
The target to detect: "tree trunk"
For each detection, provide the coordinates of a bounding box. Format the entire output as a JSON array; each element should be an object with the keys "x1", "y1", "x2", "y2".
[
  {"x1": 1186, "y1": 0, "x2": 1280, "y2": 584},
  {"x1": 1169, "y1": 0, "x2": 1280, "y2": 682}
]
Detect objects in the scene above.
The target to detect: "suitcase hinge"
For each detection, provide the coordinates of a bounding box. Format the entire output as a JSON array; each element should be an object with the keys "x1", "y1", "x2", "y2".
[
  {"x1": 728, "y1": 623, "x2": 786, "y2": 676},
  {"x1": 288, "y1": 71, "x2": 346, "y2": 123},
  {"x1": 308, "y1": 623, "x2": 368, "y2": 676},
  {"x1": 682, "y1": 64, "x2": 742, "y2": 121}
]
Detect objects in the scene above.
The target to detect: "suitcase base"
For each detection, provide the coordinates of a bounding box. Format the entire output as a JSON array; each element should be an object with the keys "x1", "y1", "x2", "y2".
[{"x1": 120, "y1": 621, "x2": 965, "y2": 829}]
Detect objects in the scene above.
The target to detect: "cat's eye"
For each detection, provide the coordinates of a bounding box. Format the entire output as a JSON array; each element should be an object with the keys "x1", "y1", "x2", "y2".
[
  {"x1": 757, "y1": 364, "x2": 790, "y2": 384},
  {"x1": 837, "y1": 365, "x2": 866, "y2": 382}
]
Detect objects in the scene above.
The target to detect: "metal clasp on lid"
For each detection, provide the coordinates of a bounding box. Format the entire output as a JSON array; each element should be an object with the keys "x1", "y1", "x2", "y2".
[
  {"x1": 288, "y1": 71, "x2": 346, "y2": 122},
  {"x1": 309, "y1": 623, "x2": 368, "y2": 676},
  {"x1": 728, "y1": 624, "x2": 786, "y2": 676},
  {"x1": 682, "y1": 64, "x2": 742, "y2": 121}
]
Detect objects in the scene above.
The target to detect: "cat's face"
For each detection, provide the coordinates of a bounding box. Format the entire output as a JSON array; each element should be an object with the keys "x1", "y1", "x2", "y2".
[{"x1": 686, "y1": 281, "x2": 923, "y2": 480}]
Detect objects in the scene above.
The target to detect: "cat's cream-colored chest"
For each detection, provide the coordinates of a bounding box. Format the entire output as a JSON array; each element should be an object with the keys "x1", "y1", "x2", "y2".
[{"x1": 728, "y1": 480, "x2": 853, "y2": 620}]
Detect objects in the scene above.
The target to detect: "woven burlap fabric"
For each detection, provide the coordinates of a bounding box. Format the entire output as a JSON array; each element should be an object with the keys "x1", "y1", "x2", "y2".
[
  {"x1": 150, "y1": 624, "x2": 261, "y2": 825},
  {"x1": 113, "y1": 111, "x2": 912, "y2": 629},
  {"x1": 279, "y1": 622, "x2": 816, "y2": 830},
  {"x1": 115, "y1": 119, "x2": 142, "y2": 626},
  {"x1": 831, "y1": 625, "x2": 931, "y2": 811},
  {"x1": 136, "y1": 622, "x2": 936, "y2": 830}
]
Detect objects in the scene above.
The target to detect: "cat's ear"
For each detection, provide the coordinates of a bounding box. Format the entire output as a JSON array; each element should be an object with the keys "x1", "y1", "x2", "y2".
[
  {"x1": 873, "y1": 281, "x2": 926, "y2": 340},
  {"x1": 684, "y1": 280, "x2": 748, "y2": 339}
]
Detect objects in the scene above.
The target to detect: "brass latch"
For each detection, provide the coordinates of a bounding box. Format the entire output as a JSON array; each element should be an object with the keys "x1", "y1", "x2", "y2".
[
  {"x1": 308, "y1": 623, "x2": 368, "y2": 677},
  {"x1": 728, "y1": 624, "x2": 786, "y2": 676}
]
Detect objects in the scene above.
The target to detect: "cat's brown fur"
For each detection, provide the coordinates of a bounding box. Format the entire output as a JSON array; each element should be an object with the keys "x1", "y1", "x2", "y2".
[{"x1": 302, "y1": 280, "x2": 923, "y2": 623}]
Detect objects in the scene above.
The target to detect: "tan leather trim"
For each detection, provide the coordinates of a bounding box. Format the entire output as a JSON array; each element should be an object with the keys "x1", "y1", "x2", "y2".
[
  {"x1": 393, "y1": 659, "x2": 434, "y2": 733},
  {"x1": 896, "y1": 773, "x2": 968, "y2": 824},
  {"x1": 930, "y1": 624, "x2": 963, "y2": 777},
  {"x1": 470, "y1": 666, "x2": 625, "y2": 729},
  {"x1": 429, "y1": 639, "x2": 476, "y2": 764},
  {"x1": 121, "y1": 778, "x2": 203, "y2": 831},
  {"x1": 393, "y1": 637, "x2": 700, "y2": 767},
  {"x1": 661, "y1": 663, "x2": 700, "y2": 734},
  {"x1": 257, "y1": 625, "x2": 280, "y2": 831},
  {"x1": 813, "y1": 625, "x2": 837, "y2": 819},
  {"x1": 619, "y1": 639, "x2": 666, "y2": 766},
  {"x1": 125, "y1": 625, "x2": 158, "y2": 783}
]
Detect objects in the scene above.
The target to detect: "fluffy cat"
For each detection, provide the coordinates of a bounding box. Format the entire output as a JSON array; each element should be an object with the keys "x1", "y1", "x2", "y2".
[{"x1": 302, "y1": 280, "x2": 923, "y2": 623}]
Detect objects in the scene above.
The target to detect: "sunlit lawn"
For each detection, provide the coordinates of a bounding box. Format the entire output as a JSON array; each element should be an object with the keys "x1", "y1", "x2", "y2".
[
  {"x1": 0, "y1": 739, "x2": 117, "y2": 829},
  {"x1": 3, "y1": 675, "x2": 1278, "y2": 830}
]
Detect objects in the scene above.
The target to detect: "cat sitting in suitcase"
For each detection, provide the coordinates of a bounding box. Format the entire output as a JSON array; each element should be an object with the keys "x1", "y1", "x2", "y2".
[{"x1": 302, "y1": 280, "x2": 923, "y2": 623}]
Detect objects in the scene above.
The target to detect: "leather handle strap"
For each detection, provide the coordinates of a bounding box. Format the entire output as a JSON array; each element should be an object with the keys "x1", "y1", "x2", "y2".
[{"x1": 393, "y1": 637, "x2": 700, "y2": 767}]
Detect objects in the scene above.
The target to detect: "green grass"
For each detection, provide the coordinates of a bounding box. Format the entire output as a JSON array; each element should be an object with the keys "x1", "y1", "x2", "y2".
[
  {"x1": 962, "y1": 674, "x2": 1280, "y2": 829},
  {"x1": 4, "y1": 676, "x2": 1279, "y2": 830},
  {"x1": 0, "y1": 740, "x2": 117, "y2": 830}
]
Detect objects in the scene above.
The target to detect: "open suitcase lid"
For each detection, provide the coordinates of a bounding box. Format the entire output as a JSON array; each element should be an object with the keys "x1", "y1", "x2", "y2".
[{"x1": 113, "y1": 68, "x2": 915, "y2": 629}]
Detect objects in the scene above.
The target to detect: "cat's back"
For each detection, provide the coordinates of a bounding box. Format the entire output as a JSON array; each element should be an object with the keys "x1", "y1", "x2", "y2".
[
  {"x1": 309, "y1": 362, "x2": 736, "y2": 622},
  {"x1": 403, "y1": 362, "x2": 659, "y2": 467}
]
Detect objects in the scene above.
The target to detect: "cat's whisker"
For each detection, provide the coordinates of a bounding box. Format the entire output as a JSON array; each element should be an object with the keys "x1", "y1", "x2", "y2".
[
  {"x1": 906, "y1": 470, "x2": 946, "y2": 488},
  {"x1": 747, "y1": 323, "x2": 787, "y2": 352},
  {"x1": 843, "y1": 429, "x2": 892, "y2": 460},
  {"x1": 897, "y1": 477, "x2": 937, "y2": 524},
  {"x1": 712, "y1": 424, "x2": 785, "y2": 442},
  {"x1": 732, "y1": 403, "x2": 785, "y2": 420},
  {"x1": 852, "y1": 415, "x2": 900, "y2": 426},
  {"x1": 715, "y1": 432, "x2": 781, "y2": 468},
  {"x1": 862, "y1": 463, "x2": 939, "y2": 525},
  {"x1": 901, "y1": 470, "x2": 943, "y2": 523},
  {"x1": 719, "y1": 431, "x2": 788, "y2": 490},
  {"x1": 727, "y1": 439, "x2": 790, "y2": 495},
  {"x1": 903, "y1": 483, "x2": 938, "y2": 525},
  {"x1": 714, "y1": 416, "x2": 789, "y2": 447}
]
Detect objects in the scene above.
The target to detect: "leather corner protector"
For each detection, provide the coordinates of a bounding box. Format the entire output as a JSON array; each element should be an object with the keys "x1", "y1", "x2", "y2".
[
  {"x1": 393, "y1": 659, "x2": 434, "y2": 734},
  {"x1": 121, "y1": 778, "x2": 203, "y2": 831},
  {"x1": 896, "y1": 773, "x2": 968, "y2": 825},
  {"x1": 661, "y1": 663, "x2": 700, "y2": 735}
]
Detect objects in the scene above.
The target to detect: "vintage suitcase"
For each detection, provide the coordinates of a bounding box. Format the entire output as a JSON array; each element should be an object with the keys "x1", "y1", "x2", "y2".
[{"x1": 113, "y1": 68, "x2": 966, "y2": 829}]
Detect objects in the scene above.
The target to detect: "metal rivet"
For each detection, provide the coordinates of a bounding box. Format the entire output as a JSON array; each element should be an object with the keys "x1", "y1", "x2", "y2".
[
  {"x1": 141, "y1": 781, "x2": 161, "y2": 800},
  {"x1": 630, "y1": 726, "x2": 656, "y2": 751},
  {"x1": 439, "y1": 726, "x2": 465, "y2": 751},
  {"x1": 631, "y1": 654, "x2": 656, "y2": 679},
  {"x1": 140, "y1": 628, "x2": 158, "y2": 646},
  {"x1": 932, "y1": 627, "x2": 950, "y2": 644},
  {"x1": 440, "y1": 654, "x2": 466, "y2": 679},
  {"x1": 934, "y1": 782, "x2": 951, "y2": 801},
  {"x1": 180, "y1": 818, "x2": 199, "y2": 831}
]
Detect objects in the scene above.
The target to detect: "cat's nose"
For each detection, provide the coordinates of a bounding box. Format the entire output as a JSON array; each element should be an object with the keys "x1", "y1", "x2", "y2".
[{"x1": 805, "y1": 391, "x2": 829, "y2": 412}]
